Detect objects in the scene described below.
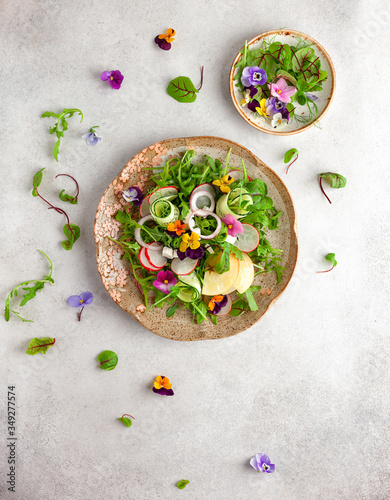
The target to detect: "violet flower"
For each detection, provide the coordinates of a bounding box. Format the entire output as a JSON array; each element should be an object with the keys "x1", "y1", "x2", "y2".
[
  {"x1": 241, "y1": 66, "x2": 267, "y2": 87},
  {"x1": 271, "y1": 112, "x2": 288, "y2": 130},
  {"x1": 265, "y1": 97, "x2": 286, "y2": 116},
  {"x1": 208, "y1": 295, "x2": 228, "y2": 315},
  {"x1": 67, "y1": 292, "x2": 93, "y2": 307},
  {"x1": 122, "y1": 186, "x2": 144, "y2": 206},
  {"x1": 153, "y1": 375, "x2": 174, "y2": 396},
  {"x1": 222, "y1": 215, "x2": 243, "y2": 237},
  {"x1": 177, "y1": 246, "x2": 205, "y2": 261},
  {"x1": 269, "y1": 78, "x2": 297, "y2": 103},
  {"x1": 153, "y1": 270, "x2": 177, "y2": 294},
  {"x1": 250, "y1": 453, "x2": 275, "y2": 473},
  {"x1": 247, "y1": 99, "x2": 260, "y2": 113},
  {"x1": 101, "y1": 70, "x2": 124, "y2": 90},
  {"x1": 154, "y1": 29, "x2": 175, "y2": 51},
  {"x1": 82, "y1": 126, "x2": 102, "y2": 146}
]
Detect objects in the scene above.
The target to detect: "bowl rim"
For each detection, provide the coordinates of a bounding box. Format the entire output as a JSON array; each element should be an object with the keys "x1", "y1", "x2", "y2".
[
  {"x1": 94, "y1": 136, "x2": 299, "y2": 340},
  {"x1": 229, "y1": 28, "x2": 336, "y2": 136}
]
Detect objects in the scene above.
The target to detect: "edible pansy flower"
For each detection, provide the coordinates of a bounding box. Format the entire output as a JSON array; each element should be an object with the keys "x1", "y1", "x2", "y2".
[
  {"x1": 177, "y1": 232, "x2": 205, "y2": 260},
  {"x1": 240, "y1": 86, "x2": 258, "y2": 107},
  {"x1": 166, "y1": 220, "x2": 186, "y2": 237},
  {"x1": 82, "y1": 126, "x2": 102, "y2": 146},
  {"x1": 255, "y1": 98, "x2": 269, "y2": 118},
  {"x1": 271, "y1": 112, "x2": 288, "y2": 130},
  {"x1": 222, "y1": 215, "x2": 243, "y2": 237},
  {"x1": 212, "y1": 174, "x2": 234, "y2": 194},
  {"x1": 67, "y1": 292, "x2": 93, "y2": 322},
  {"x1": 153, "y1": 270, "x2": 177, "y2": 294},
  {"x1": 269, "y1": 78, "x2": 297, "y2": 103},
  {"x1": 100, "y1": 70, "x2": 124, "y2": 90},
  {"x1": 208, "y1": 295, "x2": 228, "y2": 315},
  {"x1": 265, "y1": 97, "x2": 286, "y2": 116},
  {"x1": 122, "y1": 186, "x2": 144, "y2": 206},
  {"x1": 250, "y1": 453, "x2": 275, "y2": 474},
  {"x1": 155, "y1": 29, "x2": 175, "y2": 51},
  {"x1": 153, "y1": 375, "x2": 174, "y2": 396},
  {"x1": 241, "y1": 66, "x2": 267, "y2": 87}
]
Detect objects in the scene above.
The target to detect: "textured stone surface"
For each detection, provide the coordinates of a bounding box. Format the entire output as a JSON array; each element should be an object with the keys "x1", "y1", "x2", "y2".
[{"x1": 0, "y1": 0, "x2": 389, "y2": 499}]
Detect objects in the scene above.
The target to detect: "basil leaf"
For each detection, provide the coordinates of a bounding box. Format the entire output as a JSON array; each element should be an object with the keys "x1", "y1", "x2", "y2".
[
  {"x1": 26, "y1": 337, "x2": 55, "y2": 355},
  {"x1": 59, "y1": 189, "x2": 77, "y2": 204},
  {"x1": 176, "y1": 480, "x2": 189, "y2": 490},
  {"x1": 167, "y1": 76, "x2": 199, "y2": 103},
  {"x1": 319, "y1": 172, "x2": 347, "y2": 189},
  {"x1": 61, "y1": 224, "x2": 81, "y2": 250},
  {"x1": 284, "y1": 148, "x2": 299, "y2": 164},
  {"x1": 325, "y1": 253, "x2": 337, "y2": 267},
  {"x1": 98, "y1": 350, "x2": 118, "y2": 371}
]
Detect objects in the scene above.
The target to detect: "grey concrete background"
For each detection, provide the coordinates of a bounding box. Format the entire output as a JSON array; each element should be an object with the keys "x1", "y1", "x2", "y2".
[{"x1": 1, "y1": 0, "x2": 389, "y2": 499}]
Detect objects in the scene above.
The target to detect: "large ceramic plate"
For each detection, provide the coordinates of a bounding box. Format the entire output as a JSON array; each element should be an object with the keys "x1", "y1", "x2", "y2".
[
  {"x1": 229, "y1": 29, "x2": 336, "y2": 135},
  {"x1": 94, "y1": 137, "x2": 298, "y2": 341}
]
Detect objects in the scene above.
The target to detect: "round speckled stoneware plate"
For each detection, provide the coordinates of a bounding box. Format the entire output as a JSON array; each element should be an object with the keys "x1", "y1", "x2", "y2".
[
  {"x1": 229, "y1": 29, "x2": 336, "y2": 135},
  {"x1": 94, "y1": 137, "x2": 298, "y2": 341}
]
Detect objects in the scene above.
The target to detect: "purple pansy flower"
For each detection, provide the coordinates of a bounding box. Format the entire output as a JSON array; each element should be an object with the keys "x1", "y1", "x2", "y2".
[
  {"x1": 247, "y1": 99, "x2": 260, "y2": 112},
  {"x1": 208, "y1": 295, "x2": 228, "y2": 315},
  {"x1": 67, "y1": 292, "x2": 93, "y2": 307},
  {"x1": 250, "y1": 453, "x2": 275, "y2": 473},
  {"x1": 82, "y1": 126, "x2": 102, "y2": 146},
  {"x1": 153, "y1": 270, "x2": 177, "y2": 294},
  {"x1": 122, "y1": 186, "x2": 144, "y2": 206},
  {"x1": 222, "y1": 215, "x2": 243, "y2": 237},
  {"x1": 265, "y1": 97, "x2": 287, "y2": 116},
  {"x1": 241, "y1": 66, "x2": 267, "y2": 87},
  {"x1": 100, "y1": 70, "x2": 124, "y2": 90},
  {"x1": 177, "y1": 246, "x2": 205, "y2": 261}
]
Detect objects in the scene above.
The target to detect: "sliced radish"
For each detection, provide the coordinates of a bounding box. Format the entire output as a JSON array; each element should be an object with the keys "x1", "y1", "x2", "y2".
[
  {"x1": 227, "y1": 170, "x2": 252, "y2": 182},
  {"x1": 134, "y1": 215, "x2": 163, "y2": 251},
  {"x1": 145, "y1": 243, "x2": 167, "y2": 269},
  {"x1": 138, "y1": 247, "x2": 161, "y2": 272},
  {"x1": 149, "y1": 186, "x2": 178, "y2": 205},
  {"x1": 234, "y1": 223, "x2": 260, "y2": 253},
  {"x1": 171, "y1": 257, "x2": 198, "y2": 276},
  {"x1": 188, "y1": 209, "x2": 222, "y2": 240},
  {"x1": 191, "y1": 183, "x2": 215, "y2": 198},
  {"x1": 190, "y1": 189, "x2": 215, "y2": 213},
  {"x1": 139, "y1": 195, "x2": 151, "y2": 217},
  {"x1": 214, "y1": 295, "x2": 233, "y2": 316}
]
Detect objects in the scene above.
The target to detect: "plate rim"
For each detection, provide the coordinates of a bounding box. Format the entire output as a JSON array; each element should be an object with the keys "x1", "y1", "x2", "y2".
[
  {"x1": 94, "y1": 135, "x2": 299, "y2": 340},
  {"x1": 229, "y1": 28, "x2": 336, "y2": 136}
]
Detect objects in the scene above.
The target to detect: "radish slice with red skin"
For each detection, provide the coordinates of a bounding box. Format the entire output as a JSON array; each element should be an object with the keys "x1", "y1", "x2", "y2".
[
  {"x1": 190, "y1": 190, "x2": 215, "y2": 213},
  {"x1": 234, "y1": 223, "x2": 260, "y2": 253},
  {"x1": 171, "y1": 257, "x2": 198, "y2": 276},
  {"x1": 213, "y1": 295, "x2": 233, "y2": 316},
  {"x1": 188, "y1": 209, "x2": 222, "y2": 240},
  {"x1": 145, "y1": 245, "x2": 167, "y2": 269},
  {"x1": 134, "y1": 215, "x2": 163, "y2": 250},
  {"x1": 138, "y1": 247, "x2": 161, "y2": 272},
  {"x1": 227, "y1": 170, "x2": 252, "y2": 182},
  {"x1": 148, "y1": 186, "x2": 178, "y2": 205},
  {"x1": 139, "y1": 195, "x2": 151, "y2": 217},
  {"x1": 191, "y1": 183, "x2": 216, "y2": 198}
]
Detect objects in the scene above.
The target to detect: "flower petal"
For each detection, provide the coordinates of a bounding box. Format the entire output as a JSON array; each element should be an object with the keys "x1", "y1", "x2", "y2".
[
  {"x1": 100, "y1": 71, "x2": 111, "y2": 81},
  {"x1": 67, "y1": 295, "x2": 82, "y2": 307},
  {"x1": 80, "y1": 292, "x2": 93, "y2": 305}
]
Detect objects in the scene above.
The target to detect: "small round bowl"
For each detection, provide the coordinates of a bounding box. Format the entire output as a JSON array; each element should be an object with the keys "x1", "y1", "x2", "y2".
[{"x1": 229, "y1": 29, "x2": 336, "y2": 135}]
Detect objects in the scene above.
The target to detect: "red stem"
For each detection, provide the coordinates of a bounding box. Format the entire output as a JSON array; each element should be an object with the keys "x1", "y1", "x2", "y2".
[
  {"x1": 292, "y1": 51, "x2": 307, "y2": 81},
  {"x1": 286, "y1": 154, "x2": 298, "y2": 174},
  {"x1": 36, "y1": 189, "x2": 75, "y2": 237},
  {"x1": 197, "y1": 66, "x2": 204, "y2": 91},
  {"x1": 319, "y1": 177, "x2": 332, "y2": 204},
  {"x1": 56, "y1": 173, "x2": 80, "y2": 202},
  {"x1": 121, "y1": 414, "x2": 135, "y2": 421},
  {"x1": 317, "y1": 264, "x2": 334, "y2": 274},
  {"x1": 29, "y1": 338, "x2": 56, "y2": 350},
  {"x1": 77, "y1": 306, "x2": 84, "y2": 322}
]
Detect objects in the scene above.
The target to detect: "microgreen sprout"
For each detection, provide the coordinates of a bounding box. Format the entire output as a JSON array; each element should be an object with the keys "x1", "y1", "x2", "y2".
[
  {"x1": 284, "y1": 148, "x2": 299, "y2": 174},
  {"x1": 317, "y1": 253, "x2": 337, "y2": 273},
  {"x1": 319, "y1": 172, "x2": 347, "y2": 204},
  {"x1": 118, "y1": 414, "x2": 135, "y2": 427},
  {"x1": 41, "y1": 108, "x2": 83, "y2": 161}
]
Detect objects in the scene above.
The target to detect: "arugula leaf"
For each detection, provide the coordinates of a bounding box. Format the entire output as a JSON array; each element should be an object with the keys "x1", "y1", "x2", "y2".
[
  {"x1": 4, "y1": 250, "x2": 54, "y2": 322},
  {"x1": 61, "y1": 224, "x2": 81, "y2": 250},
  {"x1": 167, "y1": 76, "x2": 199, "y2": 103},
  {"x1": 26, "y1": 337, "x2": 56, "y2": 355},
  {"x1": 41, "y1": 108, "x2": 83, "y2": 161},
  {"x1": 176, "y1": 480, "x2": 189, "y2": 490},
  {"x1": 97, "y1": 350, "x2": 118, "y2": 371}
]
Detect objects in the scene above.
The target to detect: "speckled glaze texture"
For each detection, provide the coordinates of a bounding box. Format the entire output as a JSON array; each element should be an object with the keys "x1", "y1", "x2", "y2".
[
  {"x1": 229, "y1": 29, "x2": 336, "y2": 135},
  {"x1": 95, "y1": 136, "x2": 298, "y2": 340}
]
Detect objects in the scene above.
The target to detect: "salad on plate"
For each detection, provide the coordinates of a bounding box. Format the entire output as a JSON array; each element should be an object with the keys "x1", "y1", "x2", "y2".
[{"x1": 113, "y1": 150, "x2": 284, "y2": 324}]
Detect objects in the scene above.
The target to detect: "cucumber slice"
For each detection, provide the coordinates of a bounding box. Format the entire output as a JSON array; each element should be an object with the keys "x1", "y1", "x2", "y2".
[
  {"x1": 228, "y1": 188, "x2": 253, "y2": 215},
  {"x1": 149, "y1": 186, "x2": 178, "y2": 205},
  {"x1": 216, "y1": 194, "x2": 245, "y2": 220},
  {"x1": 177, "y1": 272, "x2": 201, "y2": 302},
  {"x1": 150, "y1": 199, "x2": 180, "y2": 228}
]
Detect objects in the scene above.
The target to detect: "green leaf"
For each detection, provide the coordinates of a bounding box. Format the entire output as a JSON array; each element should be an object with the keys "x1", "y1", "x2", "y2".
[
  {"x1": 245, "y1": 289, "x2": 259, "y2": 311},
  {"x1": 41, "y1": 111, "x2": 59, "y2": 118},
  {"x1": 325, "y1": 253, "x2": 337, "y2": 267},
  {"x1": 167, "y1": 76, "x2": 199, "y2": 103},
  {"x1": 229, "y1": 299, "x2": 248, "y2": 317},
  {"x1": 61, "y1": 224, "x2": 81, "y2": 251},
  {"x1": 296, "y1": 93, "x2": 307, "y2": 106},
  {"x1": 284, "y1": 148, "x2": 299, "y2": 164},
  {"x1": 20, "y1": 282, "x2": 45, "y2": 307},
  {"x1": 118, "y1": 417, "x2": 132, "y2": 427},
  {"x1": 291, "y1": 47, "x2": 315, "y2": 73},
  {"x1": 176, "y1": 480, "x2": 189, "y2": 490},
  {"x1": 26, "y1": 337, "x2": 55, "y2": 355},
  {"x1": 195, "y1": 301, "x2": 208, "y2": 324},
  {"x1": 166, "y1": 304, "x2": 180, "y2": 318},
  {"x1": 53, "y1": 138, "x2": 61, "y2": 161},
  {"x1": 319, "y1": 172, "x2": 347, "y2": 189},
  {"x1": 296, "y1": 79, "x2": 311, "y2": 92},
  {"x1": 97, "y1": 350, "x2": 118, "y2": 371},
  {"x1": 59, "y1": 189, "x2": 77, "y2": 204},
  {"x1": 275, "y1": 70, "x2": 297, "y2": 86},
  {"x1": 32, "y1": 168, "x2": 45, "y2": 190}
]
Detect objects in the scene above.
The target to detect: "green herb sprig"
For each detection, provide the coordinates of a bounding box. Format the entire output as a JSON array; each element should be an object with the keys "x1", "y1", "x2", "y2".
[
  {"x1": 317, "y1": 253, "x2": 337, "y2": 273},
  {"x1": 57, "y1": 173, "x2": 79, "y2": 204},
  {"x1": 118, "y1": 414, "x2": 134, "y2": 427},
  {"x1": 319, "y1": 172, "x2": 347, "y2": 204},
  {"x1": 41, "y1": 108, "x2": 83, "y2": 161},
  {"x1": 26, "y1": 337, "x2": 56, "y2": 355},
  {"x1": 4, "y1": 250, "x2": 54, "y2": 322},
  {"x1": 284, "y1": 148, "x2": 299, "y2": 174}
]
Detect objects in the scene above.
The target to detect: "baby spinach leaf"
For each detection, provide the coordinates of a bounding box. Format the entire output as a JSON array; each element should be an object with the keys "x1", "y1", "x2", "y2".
[
  {"x1": 176, "y1": 480, "x2": 189, "y2": 490},
  {"x1": 26, "y1": 337, "x2": 56, "y2": 355},
  {"x1": 98, "y1": 350, "x2": 118, "y2": 371}
]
